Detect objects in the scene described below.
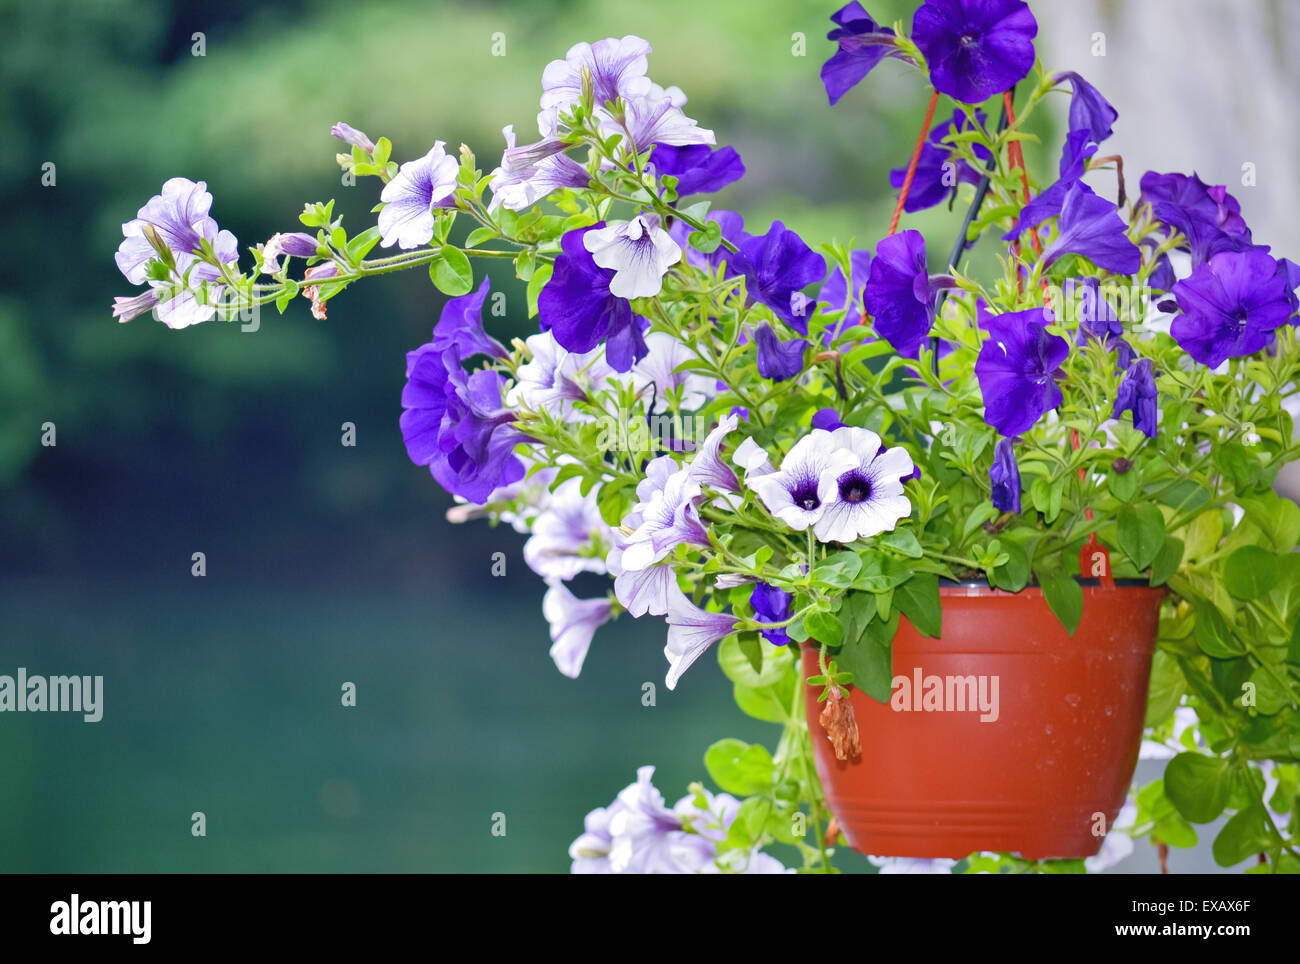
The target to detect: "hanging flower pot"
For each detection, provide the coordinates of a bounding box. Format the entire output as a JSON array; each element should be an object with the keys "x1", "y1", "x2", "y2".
[{"x1": 803, "y1": 581, "x2": 1166, "y2": 860}]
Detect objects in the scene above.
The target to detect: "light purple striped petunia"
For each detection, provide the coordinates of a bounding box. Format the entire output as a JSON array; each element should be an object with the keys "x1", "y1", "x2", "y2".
[
  {"x1": 378, "y1": 142, "x2": 459, "y2": 249},
  {"x1": 114, "y1": 177, "x2": 240, "y2": 328}
]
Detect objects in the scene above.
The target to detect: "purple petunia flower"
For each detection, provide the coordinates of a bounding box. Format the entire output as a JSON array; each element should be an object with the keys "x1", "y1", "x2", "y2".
[
  {"x1": 570, "y1": 766, "x2": 789, "y2": 873},
  {"x1": 489, "y1": 124, "x2": 589, "y2": 212},
  {"x1": 1040, "y1": 182, "x2": 1141, "y2": 275},
  {"x1": 1139, "y1": 171, "x2": 1254, "y2": 267},
  {"x1": 539, "y1": 224, "x2": 650, "y2": 372},
  {"x1": 975, "y1": 303, "x2": 1070, "y2": 436},
  {"x1": 111, "y1": 289, "x2": 162, "y2": 323},
  {"x1": 745, "y1": 430, "x2": 858, "y2": 532},
  {"x1": 601, "y1": 83, "x2": 715, "y2": 154},
  {"x1": 378, "y1": 142, "x2": 459, "y2": 249},
  {"x1": 820, "y1": 2, "x2": 900, "y2": 106},
  {"x1": 114, "y1": 177, "x2": 240, "y2": 329},
  {"x1": 668, "y1": 210, "x2": 751, "y2": 276},
  {"x1": 1053, "y1": 71, "x2": 1117, "y2": 144},
  {"x1": 583, "y1": 213, "x2": 682, "y2": 299},
  {"x1": 862, "y1": 229, "x2": 944, "y2": 357},
  {"x1": 750, "y1": 582, "x2": 793, "y2": 647},
  {"x1": 260, "y1": 231, "x2": 318, "y2": 275},
  {"x1": 989, "y1": 436, "x2": 1021, "y2": 513},
  {"x1": 508, "y1": 331, "x2": 613, "y2": 421},
  {"x1": 616, "y1": 456, "x2": 710, "y2": 572},
  {"x1": 1070, "y1": 276, "x2": 1133, "y2": 367},
  {"x1": 753, "y1": 322, "x2": 808, "y2": 382},
  {"x1": 814, "y1": 427, "x2": 914, "y2": 543},
  {"x1": 543, "y1": 580, "x2": 614, "y2": 679},
  {"x1": 888, "y1": 109, "x2": 992, "y2": 213},
  {"x1": 330, "y1": 122, "x2": 375, "y2": 154},
  {"x1": 687, "y1": 413, "x2": 741, "y2": 493},
  {"x1": 541, "y1": 36, "x2": 653, "y2": 116},
  {"x1": 1169, "y1": 249, "x2": 1293, "y2": 367},
  {"x1": 400, "y1": 344, "x2": 526, "y2": 504},
  {"x1": 1112, "y1": 357, "x2": 1158, "y2": 439},
  {"x1": 430, "y1": 277, "x2": 509, "y2": 360},
  {"x1": 628, "y1": 330, "x2": 715, "y2": 412},
  {"x1": 664, "y1": 585, "x2": 739, "y2": 690},
  {"x1": 524, "y1": 475, "x2": 614, "y2": 581},
  {"x1": 811, "y1": 408, "x2": 846, "y2": 431},
  {"x1": 650, "y1": 143, "x2": 745, "y2": 198},
  {"x1": 912, "y1": 0, "x2": 1038, "y2": 104},
  {"x1": 734, "y1": 221, "x2": 828, "y2": 333},
  {"x1": 608, "y1": 556, "x2": 677, "y2": 619},
  {"x1": 1004, "y1": 129, "x2": 1097, "y2": 243}
]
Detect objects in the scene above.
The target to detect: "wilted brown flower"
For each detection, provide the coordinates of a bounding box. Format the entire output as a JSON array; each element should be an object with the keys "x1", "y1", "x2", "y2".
[{"x1": 819, "y1": 685, "x2": 861, "y2": 762}]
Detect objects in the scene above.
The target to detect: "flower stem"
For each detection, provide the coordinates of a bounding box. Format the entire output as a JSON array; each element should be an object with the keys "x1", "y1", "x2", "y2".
[{"x1": 888, "y1": 89, "x2": 941, "y2": 235}]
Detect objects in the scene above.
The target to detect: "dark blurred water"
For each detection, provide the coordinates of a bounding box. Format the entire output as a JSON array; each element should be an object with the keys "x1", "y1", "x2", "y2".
[{"x1": 0, "y1": 575, "x2": 794, "y2": 872}]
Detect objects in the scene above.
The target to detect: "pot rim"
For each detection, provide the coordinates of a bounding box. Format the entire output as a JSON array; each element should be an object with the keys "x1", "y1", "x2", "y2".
[{"x1": 938, "y1": 576, "x2": 1157, "y2": 591}]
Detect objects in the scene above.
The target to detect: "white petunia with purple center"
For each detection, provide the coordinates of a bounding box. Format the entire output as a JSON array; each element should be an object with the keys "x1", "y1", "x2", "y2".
[
  {"x1": 583, "y1": 213, "x2": 681, "y2": 299},
  {"x1": 812, "y1": 426, "x2": 915, "y2": 543},
  {"x1": 744, "y1": 429, "x2": 858, "y2": 532}
]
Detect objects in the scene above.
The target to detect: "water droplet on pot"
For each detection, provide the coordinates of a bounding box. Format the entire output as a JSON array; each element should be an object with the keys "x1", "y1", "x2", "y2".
[{"x1": 1065, "y1": 693, "x2": 1081, "y2": 707}]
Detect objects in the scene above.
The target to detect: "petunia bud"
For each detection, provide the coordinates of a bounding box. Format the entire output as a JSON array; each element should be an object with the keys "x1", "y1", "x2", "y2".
[
  {"x1": 580, "y1": 65, "x2": 595, "y2": 113},
  {"x1": 330, "y1": 122, "x2": 375, "y2": 154},
  {"x1": 140, "y1": 223, "x2": 175, "y2": 269}
]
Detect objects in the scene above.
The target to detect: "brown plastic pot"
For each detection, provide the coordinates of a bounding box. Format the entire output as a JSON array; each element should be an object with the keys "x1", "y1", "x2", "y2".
[{"x1": 802, "y1": 581, "x2": 1166, "y2": 860}]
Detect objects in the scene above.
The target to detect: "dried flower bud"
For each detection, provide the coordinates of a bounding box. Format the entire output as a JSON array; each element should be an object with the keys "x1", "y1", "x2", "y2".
[
  {"x1": 1111, "y1": 457, "x2": 1133, "y2": 475},
  {"x1": 819, "y1": 685, "x2": 861, "y2": 762}
]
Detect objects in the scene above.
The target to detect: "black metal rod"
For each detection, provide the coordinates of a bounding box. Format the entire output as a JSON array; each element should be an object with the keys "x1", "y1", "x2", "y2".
[{"x1": 930, "y1": 89, "x2": 1013, "y2": 375}]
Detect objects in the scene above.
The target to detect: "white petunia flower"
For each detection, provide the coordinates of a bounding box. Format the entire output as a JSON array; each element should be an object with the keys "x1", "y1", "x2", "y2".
[
  {"x1": 744, "y1": 429, "x2": 858, "y2": 532},
  {"x1": 583, "y1": 213, "x2": 681, "y2": 299},
  {"x1": 812, "y1": 426, "x2": 915, "y2": 543}
]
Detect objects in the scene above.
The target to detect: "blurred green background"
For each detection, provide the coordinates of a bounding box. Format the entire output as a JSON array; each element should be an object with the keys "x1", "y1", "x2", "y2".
[{"x1": 0, "y1": 0, "x2": 1054, "y2": 872}]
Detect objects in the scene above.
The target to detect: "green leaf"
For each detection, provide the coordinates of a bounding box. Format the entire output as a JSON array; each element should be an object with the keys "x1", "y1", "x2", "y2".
[
  {"x1": 1118, "y1": 503, "x2": 1165, "y2": 571},
  {"x1": 733, "y1": 681, "x2": 788, "y2": 723},
  {"x1": 894, "y1": 572, "x2": 941, "y2": 638},
  {"x1": 344, "y1": 226, "x2": 382, "y2": 263},
  {"x1": 880, "y1": 527, "x2": 924, "y2": 558},
  {"x1": 804, "y1": 610, "x2": 844, "y2": 648},
  {"x1": 1223, "y1": 545, "x2": 1278, "y2": 600},
  {"x1": 1165, "y1": 752, "x2": 1232, "y2": 823},
  {"x1": 837, "y1": 618, "x2": 895, "y2": 703},
  {"x1": 849, "y1": 551, "x2": 911, "y2": 592},
  {"x1": 596, "y1": 477, "x2": 632, "y2": 527},
  {"x1": 704, "y1": 739, "x2": 775, "y2": 796},
  {"x1": 1239, "y1": 493, "x2": 1300, "y2": 552},
  {"x1": 464, "y1": 226, "x2": 497, "y2": 249},
  {"x1": 1144, "y1": 650, "x2": 1186, "y2": 728},
  {"x1": 1149, "y1": 537, "x2": 1183, "y2": 587},
  {"x1": 811, "y1": 550, "x2": 862, "y2": 588},
  {"x1": 990, "y1": 539, "x2": 1030, "y2": 592},
  {"x1": 718, "y1": 635, "x2": 790, "y2": 688},
  {"x1": 737, "y1": 633, "x2": 763, "y2": 675},
  {"x1": 429, "y1": 246, "x2": 474, "y2": 296},
  {"x1": 1212, "y1": 805, "x2": 1275, "y2": 867},
  {"x1": 1193, "y1": 604, "x2": 1244, "y2": 658},
  {"x1": 1108, "y1": 465, "x2": 1139, "y2": 502},
  {"x1": 1183, "y1": 509, "x2": 1224, "y2": 562},
  {"x1": 1037, "y1": 568, "x2": 1082, "y2": 636},
  {"x1": 527, "y1": 263, "x2": 553, "y2": 318}
]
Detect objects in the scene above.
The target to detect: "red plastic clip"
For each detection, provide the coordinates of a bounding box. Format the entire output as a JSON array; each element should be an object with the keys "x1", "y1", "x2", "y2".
[{"x1": 1071, "y1": 430, "x2": 1114, "y2": 588}]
